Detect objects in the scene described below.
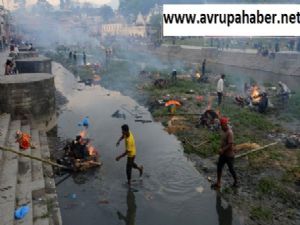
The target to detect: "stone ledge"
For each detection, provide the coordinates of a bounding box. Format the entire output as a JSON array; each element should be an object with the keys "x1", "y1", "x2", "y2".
[{"x1": 0, "y1": 74, "x2": 54, "y2": 84}]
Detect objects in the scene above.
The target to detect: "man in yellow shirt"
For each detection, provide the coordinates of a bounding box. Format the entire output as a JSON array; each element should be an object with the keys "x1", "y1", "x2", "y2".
[{"x1": 116, "y1": 124, "x2": 143, "y2": 186}]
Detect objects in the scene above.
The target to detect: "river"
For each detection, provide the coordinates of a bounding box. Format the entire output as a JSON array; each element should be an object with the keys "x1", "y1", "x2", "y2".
[{"x1": 52, "y1": 62, "x2": 242, "y2": 225}]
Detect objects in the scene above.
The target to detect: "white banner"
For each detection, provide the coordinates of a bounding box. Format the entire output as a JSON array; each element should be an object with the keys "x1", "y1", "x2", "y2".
[{"x1": 163, "y1": 4, "x2": 300, "y2": 36}]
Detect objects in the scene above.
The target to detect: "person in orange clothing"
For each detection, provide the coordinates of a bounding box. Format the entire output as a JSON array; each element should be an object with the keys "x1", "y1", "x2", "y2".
[{"x1": 15, "y1": 130, "x2": 34, "y2": 150}]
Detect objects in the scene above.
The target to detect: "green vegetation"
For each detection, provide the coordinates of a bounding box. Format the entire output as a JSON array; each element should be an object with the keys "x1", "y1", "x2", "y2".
[
  {"x1": 257, "y1": 177, "x2": 297, "y2": 205},
  {"x1": 250, "y1": 206, "x2": 272, "y2": 222},
  {"x1": 287, "y1": 92, "x2": 300, "y2": 119},
  {"x1": 257, "y1": 177, "x2": 278, "y2": 195}
]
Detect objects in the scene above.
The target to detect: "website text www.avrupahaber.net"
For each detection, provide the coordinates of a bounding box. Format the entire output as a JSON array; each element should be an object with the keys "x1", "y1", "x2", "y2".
[
  {"x1": 163, "y1": 4, "x2": 300, "y2": 36},
  {"x1": 163, "y1": 10, "x2": 300, "y2": 27}
]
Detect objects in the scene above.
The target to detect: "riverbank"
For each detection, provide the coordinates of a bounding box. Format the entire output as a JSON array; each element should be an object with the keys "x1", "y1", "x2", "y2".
[{"x1": 48, "y1": 47, "x2": 300, "y2": 225}]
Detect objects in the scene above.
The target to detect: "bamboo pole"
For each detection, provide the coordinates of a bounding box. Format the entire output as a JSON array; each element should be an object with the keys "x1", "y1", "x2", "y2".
[
  {"x1": 0, "y1": 146, "x2": 68, "y2": 169},
  {"x1": 235, "y1": 142, "x2": 278, "y2": 159},
  {"x1": 184, "y1": 138, "x2": 209, "y2": 149},
  {"x1": 167, "y1": 113, "x2": 201, "y2": 116}
]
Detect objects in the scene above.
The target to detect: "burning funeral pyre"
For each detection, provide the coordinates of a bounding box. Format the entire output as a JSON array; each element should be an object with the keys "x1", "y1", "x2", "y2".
[
  {"x1": 235, "y1": 84, "x2": 269, "y2": 113},
  {"x1": 57, "y1": 130, "x2": 101, "y2": 172}
]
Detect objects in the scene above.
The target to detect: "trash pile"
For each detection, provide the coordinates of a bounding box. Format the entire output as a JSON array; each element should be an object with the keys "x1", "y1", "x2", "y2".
[{"x1": 285, "y1": 134, "x2": 300, "y2": 149}]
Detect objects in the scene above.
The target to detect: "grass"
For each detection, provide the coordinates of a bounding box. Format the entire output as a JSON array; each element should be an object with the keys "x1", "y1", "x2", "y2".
[
  {"x1": 257, "y1": 177, "x2": 277, "y2": 195},
  {"x1": 282, "y1": 151, "x2": 300, "y2": 182},
  {"x1": 286, "y1": 92, "x2": 300, "y2": 119},
  {"x1": 250, "y1": 206, "x2": 272, "y2": 222},
  {"x1": 144, "y1": 76, "x2": 283, "y2": 158},
  {"x1": 256, "y1": 177, "x2": 296, "y2": 205}
]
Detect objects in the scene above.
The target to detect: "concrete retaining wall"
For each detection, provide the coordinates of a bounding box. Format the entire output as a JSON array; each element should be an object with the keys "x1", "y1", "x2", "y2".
[
  {"x1": 0, "y1": 73, "x2": 56, "y2": 130},
  {"x1": 16, "y1": 56, "x2": 52, "y2": 74},
  {"x1": 147, "y1": 45, "x2": 300, "y2": 89},
  {"x1": 152, "y1": 46, "x2": 300, "y2": 77}
]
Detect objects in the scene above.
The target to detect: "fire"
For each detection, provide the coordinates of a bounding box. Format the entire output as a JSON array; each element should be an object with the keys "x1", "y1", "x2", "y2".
[
  {"x1": 79, "y1": 130, "x2": 87, "y2": 138},
  {"x1": 251, "y1": 85, "x2": 261, "y2": 103},
  {"x1": 87, "y1": 144, "x2": 98, "y2": 156}
]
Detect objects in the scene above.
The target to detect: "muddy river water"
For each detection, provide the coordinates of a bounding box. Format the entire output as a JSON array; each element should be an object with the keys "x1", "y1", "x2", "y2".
[{"x1": 52, "y1": 62, "x2": 242, "y2": 225}]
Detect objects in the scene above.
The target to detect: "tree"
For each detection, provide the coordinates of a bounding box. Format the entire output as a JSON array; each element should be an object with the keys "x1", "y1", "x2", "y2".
[
  {"x1": 99, "y1": 5, "x2": 114, "y2": 22},
  {"x1": 149, "y1": 14, "x2": 163, "y2": 46},
  {"x1": 119, "y1": 0, "x2": 157, "y2": 18}
]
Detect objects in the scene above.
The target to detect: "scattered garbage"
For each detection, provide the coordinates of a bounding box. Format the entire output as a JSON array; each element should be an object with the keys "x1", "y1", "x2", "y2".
[
  {"x1": 195, "y1": 186, "x2": 204, "y2": 193},
  {"x1": 15, "y1": 205, "x2": 29, "y2": 220},
  {"x1": 70, "y1": 193, "x2": 77, "y2": 199},
  {"x1": 207, "y1": 176, "x2": 212, "y2": 182},
  {"x1": 111, "y1": 110, "x2": 126, "y2": 119},
  {"x1": 98, "y1": 199, "x2": 109, "y2": 204},
  {"x1": 186, "y1": 89, "x2": 195, "y2": 94},
  {"x1": 157, "y1": 99, "x2": 165, "y2": 105},
  {"x1": 134, "y1": 119, "x2": 152, "y2": 123},
  {"x1": 78, "y1": 116, "x2": 89, "y2": 127},
  {"x1": 144, "y1": 192, "x2": 154, "y2": 200},
  {"x1": 195, "y1": 95, "x2": 204, "y2": 102},
  {"x1": 285, "y1": 134, "x2": 300, "y2": 149}
]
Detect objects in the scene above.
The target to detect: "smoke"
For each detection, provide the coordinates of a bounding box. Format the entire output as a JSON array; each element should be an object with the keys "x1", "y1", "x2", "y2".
[{"x1": 13, "y1": 9, "x2": 100, "y2": 49}]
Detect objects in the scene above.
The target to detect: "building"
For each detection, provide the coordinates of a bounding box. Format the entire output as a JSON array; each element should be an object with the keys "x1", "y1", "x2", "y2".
[
  {"x1": 101, "y1": 12, "x2": 147, "y2": 38},
  {"x1": 0, "y1": 6, "x2": 11, "y2": 50}
]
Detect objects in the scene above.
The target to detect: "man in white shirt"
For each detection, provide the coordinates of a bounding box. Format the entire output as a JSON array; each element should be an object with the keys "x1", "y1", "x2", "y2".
[
  {"x1": 278, "y1": 81, "x2": 291, "y2": 106},
  {"x1": 217, "y1": 74, "x2": 225, "y2": 106}
]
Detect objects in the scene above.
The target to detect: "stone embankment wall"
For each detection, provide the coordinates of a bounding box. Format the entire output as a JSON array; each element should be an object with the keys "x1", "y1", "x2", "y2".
[
  {"x1": 0, "y1": 74, "x2": 56, "y2": 130},
  {"x1": 153, "y1": 46, "x2": 300, "y2": 76},
  {"x1": 15, "y1": 56, "x2": 52, "y2": 74},
  {"x1": 1, "y1": 48, "x2": 56, "y2": 130},
  {"x1": 149, "y1": 46, "x2": 300, "y2": 89}
]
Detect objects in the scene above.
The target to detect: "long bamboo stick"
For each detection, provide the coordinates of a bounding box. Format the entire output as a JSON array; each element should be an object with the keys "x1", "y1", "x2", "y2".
[
  {"x1": 235, "y1": 142, "x2": 278, "y2": 159},
  {"x1": 167, "y1": 113, "x2": 201, "y2": 116},
  {"x1": 0, "y1": 146, "x2": 68, "y2": 169},
  {"x1": 184, "y1": 137, "x2": 209, "y2": 149}
]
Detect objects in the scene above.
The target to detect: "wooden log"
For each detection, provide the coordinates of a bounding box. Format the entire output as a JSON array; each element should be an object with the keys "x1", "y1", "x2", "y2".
[
  {"x1": 0, "y1": 145, "x2": 69, "y2": 169},
  {"x1": 235, "y1": 142, "x2": 278, "y2": 159}
]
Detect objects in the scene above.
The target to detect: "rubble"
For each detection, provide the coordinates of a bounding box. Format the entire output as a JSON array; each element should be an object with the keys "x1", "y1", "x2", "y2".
[{"x1": 285, "y1": 134, "x2": 300, "y2": 149}]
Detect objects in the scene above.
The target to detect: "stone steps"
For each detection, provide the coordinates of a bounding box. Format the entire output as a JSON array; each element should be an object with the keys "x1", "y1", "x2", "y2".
[
  {"x1": 31, "y1": 129, "x2": 49, "y2": 225},
  {"x1": 39, "y1": 131, "x2": 62, "y2": 225},
  {"x1": 31, "y1": 129, "x2": 45, "y2": 191},
  {"x1": 0, "y1": 113, "x2": 11, "y2": 161},
  {"x1": 15, "y1": 125, "x2": 33, "y2": 225},
  {"x1": 0, "y1": 115, "x2": 61, "y2": 225},
  {"x1": 0, "y1": 120, "x2": 21, "y2": 225}
]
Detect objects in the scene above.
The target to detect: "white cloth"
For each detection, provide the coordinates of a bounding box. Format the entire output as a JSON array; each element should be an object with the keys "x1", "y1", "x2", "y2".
[
  {"x1": 217, "y1": 78, "x2": 224, "y2": 93},
  {"x1": 281, "y1": 83, "x2": 290, "y2": 94}
]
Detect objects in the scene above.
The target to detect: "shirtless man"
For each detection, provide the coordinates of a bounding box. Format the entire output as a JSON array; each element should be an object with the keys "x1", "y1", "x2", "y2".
[{"x1": 213, "y1": 117, "x2": 238, "y2": 188}]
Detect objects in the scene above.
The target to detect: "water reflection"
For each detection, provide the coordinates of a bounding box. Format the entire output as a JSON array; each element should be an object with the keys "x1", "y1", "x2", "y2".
[
  {"x1": 117, "y1": 190, "x2": 136, "y2": 225},
  {"x1": 216, "y1": 193, "x2": 232, "y2": 225}
]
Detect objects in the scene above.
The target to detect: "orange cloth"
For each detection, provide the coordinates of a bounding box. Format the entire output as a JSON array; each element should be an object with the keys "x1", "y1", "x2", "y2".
[{"x1": 19, "y1": 133, "x2": 31, "y2": 150}]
